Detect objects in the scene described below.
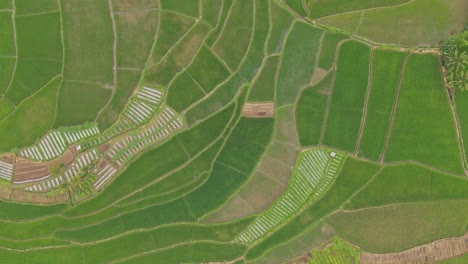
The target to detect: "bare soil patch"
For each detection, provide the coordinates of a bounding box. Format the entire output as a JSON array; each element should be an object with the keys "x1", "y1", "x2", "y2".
[
  {"x1": 10, "y1": 189, "x2": 68, "y2": 204},
  {"x1": 360, "y1": 233, "x2": 468, "y2": 264},
  {"x1": 13, "y1": 148, "x2": 77, "y2": 183},
  {"x1": 242, "y1": 102, "x2": 275, "y2": 118},
  {"x1": 0, "y1": 154, "x2": 15, "y2": 164}
]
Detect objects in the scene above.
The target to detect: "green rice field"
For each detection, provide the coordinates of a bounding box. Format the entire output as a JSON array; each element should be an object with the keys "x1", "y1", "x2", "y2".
[{"x1": 0, "y1": 0, "x2": 466, "y2": 263}]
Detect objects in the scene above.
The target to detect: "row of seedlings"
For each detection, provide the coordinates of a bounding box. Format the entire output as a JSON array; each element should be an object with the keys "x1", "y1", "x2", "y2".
[
  {"x1": 237, "y1": 149, "x2": 344, "y2": 243},
  {"x1": 24, "y1": 149, "x2": 99, "y2": 192},
  {"x1": 18, "y1": 132, "x2": 67, "y2": 161},
  {"x1": 107, "y1": 106, "x2": 184, "y2": 168},
  {"x1": 0, "y1": 161, "x2": 13, "y2": 181}
]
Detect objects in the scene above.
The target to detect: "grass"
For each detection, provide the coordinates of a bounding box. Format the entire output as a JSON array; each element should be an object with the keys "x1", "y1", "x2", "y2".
[
  {"x1": 0, "y1": 58, "x2": 15, "y2": 94},
  {"x1": 323, "y1": 41, "x2": 370, "y2": 152},
  {"x1": 237, "y1": 0, "x2": 269, "y2": 81},
  {"x1": 0, "y1": 200, "x2": 67, "y2": 221},
  {"x1": 144, "y1": 21, "x2": 211, "y2": 87},
  {"x1": 276, "y1": 22, "x2": 323, "y2": 106},
  {"x1": 296, "y1": 72, "x2": 332, "y2": 146},
  {"x1": 456, "y1": 90, "x2": 468, "y2": 167},
  {"x1": 353, "y1": 0, "x2": 467, "y2": 46},
  {"x1": 284, "y1": 0, "x2": 307, "y2": 16},
  {"x1": 317, "y1": 31, "x2": 348, "y2": 70},
  {"x1": 248, "y1": 55, "x2": 279, "y2": 102},
  {"x1": 167, "y1": 71, "x2": 205, "y2": 112},
  {"x1": 149, "y1": 11, "x2": 195, "y2": 64},
  {"x1": 437, "y1": 254, "x2": 468, "y2": 264},
  {"x1": 114, "y1": 6, "x2": 158, "y2": 69},
  {"x1": 0, "y1": 98, "x2": 13, "y2": 120},
  {"x1": 53, "y1": 81, "x2": 112, "y2": 127},
  {"x1": 0, "y1": 11, "x2": 15, "y2": 56},
  {"x1": 266, "y1": 2, "x2": 294, "y2": 55},
  {"x1": 185, "y1": 74, "x2": 245, "y2": 126},
  {"x1": 212, "y1": 0, "x2": 254, "y2": 71},
  {"x1": 385, "y1": 54, "x2": 463, "y2": 174},
  {"x1": 96, "y1": 69, "x2": 141, "y2": 129},
  {"x1": 15, "y1": 11, "x2": 62, "y2": 60},
  {"x1": 200, "y1": 0, "x2": 222, "y2": 27},
  {"x1": 160, "y1": 0, "x2": 199, "y2": 18},
  {"x1": 346, "y1": 163, "x2": 468, "y2": 209},
  {"x1": 61, "y1": 0, "x2": 114, "y2": 84},
  {"x1": 187, "y1": 45, "x2": 231, "y2": 93},
  {"x1": 358, "y1": 49, "x2": 406, "y2": 160},
  {"x1": 14, "y1": 0, "x2": 58, "y2": 14},
  {"x1": 307, "y1": 0, "x2": 409, "y2": 19},
  {"x1": 309, "y1": 237, "x2": 360, "y2": 264},
  {"x1": 5, "y1": 58, "x2": 61, "y2": 105},
  {"x1": 0, "y1": 76, "x2": 61, "y2": 152},
  {"x1": 327, "y1": 200, "x2": 468, "y2": 253}
]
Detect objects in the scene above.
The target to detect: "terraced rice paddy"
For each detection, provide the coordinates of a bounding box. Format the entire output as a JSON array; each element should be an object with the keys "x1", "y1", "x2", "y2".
[
  {"x1": 0, "y1": 0, "x2": 466, "y2": 263},
  {"x1": 237, "y1": 149, "x2": 344, "y2": 243}
]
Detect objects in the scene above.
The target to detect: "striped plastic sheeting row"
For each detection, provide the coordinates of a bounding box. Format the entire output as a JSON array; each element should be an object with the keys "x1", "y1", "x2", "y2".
[
  {"x1": 237, "y1": 150, "x2": 344, "y2": 243},
  {"x1": 0, "y1": 161, "x2": 13, "y2": 181},
  {"x1": 25, "y1": 150, "x2": 99, "y2": 192},
  {"x1": 63, "y1": 126, "x2": 100, "y2": 144},
  {"x1": 19, "y1": 132, "x2": 66, "y2": 161},
  {"x1": 19, "y1": 126, "x2": 100, "y2": 161},
  {"x1": 93, "y1": 165, "x2": 117, "y2": 190},
  {"x1": 125, "y1": 87, "x2": 164, "y2": 125},
  {"x1": 108, "y1": 107, "x2": 183, "y2": 167}
]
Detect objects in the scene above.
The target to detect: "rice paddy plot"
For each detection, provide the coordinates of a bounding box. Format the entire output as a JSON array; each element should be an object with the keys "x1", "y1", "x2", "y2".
[
  {"x1": 276, "y1": 21, "x2": 323, "y2": 106},
  {"x1": 385, "y1": 54, "x2": 463, "y2": 174},
  {"x1": 237, "y1": 149, "x2": 344, "y2": 243}
]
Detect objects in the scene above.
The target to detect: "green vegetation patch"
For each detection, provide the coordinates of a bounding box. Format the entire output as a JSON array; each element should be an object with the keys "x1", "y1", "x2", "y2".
[
  {"x1": 0, "y1": 76, "x2": 61, "y2": 152},
  {"x1": 246, "y1": 158, "x2": 380, "y2": 261},
  {"x1": 0, "y1": 57, "x2": 15, "y2": 94},
  {"x1": 5, "y1": 58, "x2": 61, "y2": 105},
  {"x1": 160, "y1": 0, "x2": 199, "y2": 18},
  {"x1": 358, "y1": 49, "x2": 406, "y2": 160},
  {"x1": 0, "y1": 11, "x2": 14, "y2": 56},
  {"x1": 323, "y1": 41, "x2": 370, "y2": 152},
  {"x1": 14, "y1": 0, "x2": 58, "y2": 14},
  {"x1": 276, "y1": 22, "x2": 323, "y2": 106},
  {"x1": 186, "y1": 45, "x2": 231, "y2": 93},
  {"x1": 200, "y1": 0, "x2": 222, "y2": 27},
  {"x1": 114, "y1": 6, "x2": 158, "y2": 69},
  {"x1": 266, "y1": 2, "x2": 294, "y2": 55},
  {"x1": 167, "y1": 71, "x2": 205, "y2": 112},
  {"x1": 248, "y1": 55, "x2": 279, "y2": 102},
  {"x1": 347, "y1": 163, "x2": 468, "y2": 209},
  {"x1": 296, "y1": 72, "x2": 332, "y2": 146},
  {"x1": 150, "y1": 11, "x2": 195, "y2": 64},
  {"x1": 96, "y1": 69, "x2": 141, "y2": 129},
  {"x1": 385, "y1": 54, "x2": 463, "y2": 174},
  {"x1": 306, "y1": 0, "x2": 409, "y2": 19},
  {"x1": 309, "y1": 237, "x2": 360, "y2": 264},
  {"x1": 212, "y1": 0, "x2": 254, "y2": 71},
  {"x1": 317, "y1": 31, "x2": 348, "y2": 70},
  {"x1": 54, "y1": 81, "x2": 112, "y2": 127},
  {"x1": 328, "y1": 200, "x2": 468, "y2": 253},
  {"x1": 0, "y1": 98, "x2": 14, "y2": 121},
  {"x1": 62, "y1": 0, "x2": 114, "y2": 84},
  {"x1": 15, "y1": 12, "x2": 62, "y2": 60}
]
